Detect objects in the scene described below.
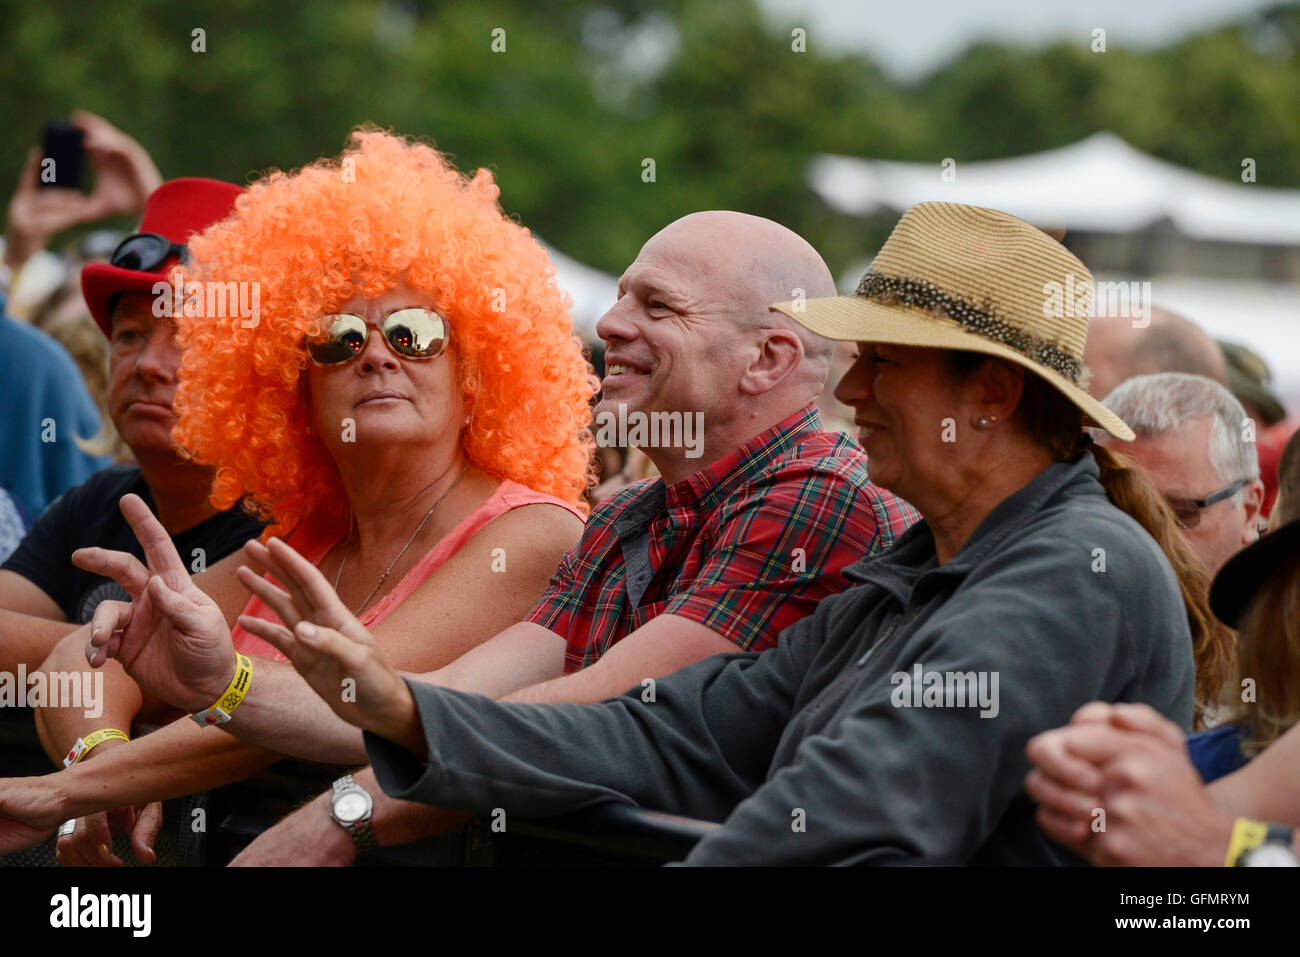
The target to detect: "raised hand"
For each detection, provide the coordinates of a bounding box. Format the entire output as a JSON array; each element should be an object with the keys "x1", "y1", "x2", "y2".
[
  {"x1": 230, "y1": 537, "x2": 415, "y2": 741},
  {"x1": 242, "y1": 616, "x2": 414, "y2": 746},
  {"x1": 4, "y1": 148, "x2": 98, "y2": 271},
  {"x1": 73, "y1": 110, "x2": 163, "y2": 222},
  {"x1": 3, "y1": 111, "x2": 161, "y2": 272},
  {"x1": 74, "y1": 493, "x2": 239, "y2": 713},
  {"x1": 235, "y1": 536, "x2": 374, "y2": 641}
]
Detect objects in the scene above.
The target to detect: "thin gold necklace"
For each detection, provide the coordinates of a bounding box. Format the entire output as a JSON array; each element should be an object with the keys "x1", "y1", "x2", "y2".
[{"x1": 333, "y1": 463, "x2": 469, "y2": 616}]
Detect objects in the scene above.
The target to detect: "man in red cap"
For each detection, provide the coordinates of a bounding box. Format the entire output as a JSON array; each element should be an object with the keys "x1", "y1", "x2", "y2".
[{"x1": 0, "y1": 178, "x2": 265, "y2": 674}]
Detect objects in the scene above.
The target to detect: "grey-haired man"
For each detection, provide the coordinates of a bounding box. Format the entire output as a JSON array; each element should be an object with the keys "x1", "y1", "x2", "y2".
[{"x1": 1099, "y1": 372, "x2": 1264, "y2": 576}]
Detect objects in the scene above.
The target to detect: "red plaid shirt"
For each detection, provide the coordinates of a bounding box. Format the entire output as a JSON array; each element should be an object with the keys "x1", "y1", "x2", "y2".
[{"x1": 526, "y1": 405, "x2": 919, "y2": 672}]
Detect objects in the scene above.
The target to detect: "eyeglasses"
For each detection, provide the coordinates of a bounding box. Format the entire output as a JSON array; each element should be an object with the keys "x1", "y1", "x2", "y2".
[
  {"x1": 109, "y1": 233, "x2": 189, "y2": 272},
  {"x1": 307, "y1": 307, "x2": 450, "y2": 366},
  {"x1": 1164, "y1": 479, "x2": 1247, "y2": 530}
]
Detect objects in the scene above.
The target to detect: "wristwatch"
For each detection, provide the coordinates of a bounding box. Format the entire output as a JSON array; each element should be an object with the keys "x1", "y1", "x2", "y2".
[
  {"x1": 1239, "y1": 825, "x2": 1298, "y2": 867},
  {"x1": 1230, "y1": 822, "x2": 1298, "y2": 867},
  {"x1": 329, "y1": 773, "x2": 377, "y2": 853}
]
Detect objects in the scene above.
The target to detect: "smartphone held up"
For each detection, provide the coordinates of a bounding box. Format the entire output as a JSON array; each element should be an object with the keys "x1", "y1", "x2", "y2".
[{"x1": 39, "y1": 119, "x2": 84, "y2": 191}]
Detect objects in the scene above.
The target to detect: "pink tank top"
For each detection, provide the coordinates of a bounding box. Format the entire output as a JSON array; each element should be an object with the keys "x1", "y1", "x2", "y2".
[{"x1": 231, "y1": 480, "x2": 583, "y2": 661}]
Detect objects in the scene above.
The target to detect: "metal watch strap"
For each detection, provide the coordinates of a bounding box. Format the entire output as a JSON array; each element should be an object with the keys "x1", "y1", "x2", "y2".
[
  {"x1": 351, "y1": 819, "x2": 377, "y2": 853},
  {"x1": 331, "y1": 773, "x2": 377, "y2": 853}
]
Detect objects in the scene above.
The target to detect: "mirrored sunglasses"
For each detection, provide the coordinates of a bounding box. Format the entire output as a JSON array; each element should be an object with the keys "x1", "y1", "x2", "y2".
[{"x1": 307, "y1": 307, "x2": 450, "y2": 365}]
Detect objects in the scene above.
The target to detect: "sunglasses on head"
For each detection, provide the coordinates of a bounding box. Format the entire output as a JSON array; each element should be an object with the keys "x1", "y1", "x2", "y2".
[
  {"x1": 1165, "y1": 479, "x2": 1247, "y2": 530},
  {"x1": 307, "y1": 307, "x2": 450, "y2": 366},
  {"x1": 109, "y1": 233, "x2": 189, "y2": 272}
]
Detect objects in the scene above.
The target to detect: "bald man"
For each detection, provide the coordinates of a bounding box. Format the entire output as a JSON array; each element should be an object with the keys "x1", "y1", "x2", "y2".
[
  {"x1": 1085, "y1": 306, "x2": 1226, "y2": 401},
  {"x1": 143, "y1": 210, "x2": 917, "y2": 863}
]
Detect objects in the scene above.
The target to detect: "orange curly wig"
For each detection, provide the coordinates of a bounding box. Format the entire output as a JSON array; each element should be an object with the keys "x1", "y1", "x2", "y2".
[{"x1": 172, "y1": 129, "x2": 597, "y2": 539}]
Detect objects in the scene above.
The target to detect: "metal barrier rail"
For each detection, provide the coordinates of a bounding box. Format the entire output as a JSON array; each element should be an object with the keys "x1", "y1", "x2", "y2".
[{"x1": 1, "y1": 710, "x2": 715, "y2": 866}]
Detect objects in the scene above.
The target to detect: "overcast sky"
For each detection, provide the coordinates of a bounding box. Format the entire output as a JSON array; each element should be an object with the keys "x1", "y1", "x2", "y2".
[{"x1": 756, "y1": 0, "x2": 1291, "y2": 80}]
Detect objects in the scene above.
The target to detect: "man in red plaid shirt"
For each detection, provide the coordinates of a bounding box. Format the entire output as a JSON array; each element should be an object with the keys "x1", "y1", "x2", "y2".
[{"x1": 115, "y1": 211, "x2": 917, "y2": 863}]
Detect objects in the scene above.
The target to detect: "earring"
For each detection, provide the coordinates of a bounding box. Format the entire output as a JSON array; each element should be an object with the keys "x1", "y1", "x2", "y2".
[{"x1": 975, "y1": 415, "x2": 998, "y2": 429}]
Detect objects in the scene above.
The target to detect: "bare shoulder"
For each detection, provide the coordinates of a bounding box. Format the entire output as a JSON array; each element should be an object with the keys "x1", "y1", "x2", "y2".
[
  {"x1": 371, "y1": 502, "x2": 583, "y2": 668},
  {"x1": 483, "y1": 501, "x2": 585, "y2": 544},
  {"x1": 433, "y1": 500, "x2": 583, "y2": 582},
  {"x1": 457, "y1": 501, "x2": 579, "y2": 561}
]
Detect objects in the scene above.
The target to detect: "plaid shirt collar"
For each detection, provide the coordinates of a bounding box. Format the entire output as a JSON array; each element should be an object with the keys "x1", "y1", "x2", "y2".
[{"x1": 665, "y1": 405, "x2": 825, "y2": 511}]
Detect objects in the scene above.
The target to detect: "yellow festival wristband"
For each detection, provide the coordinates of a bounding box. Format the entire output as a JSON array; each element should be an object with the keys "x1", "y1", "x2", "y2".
[
  {"x1": 189, "y1": 653, "x2": 253, "y2": 727},
  {"x1": 62, "y1": 728, "x2": 129, "y2": 767},
  {"x1": 1224, "y1": 817, "x2": 1269, "y2": 867}
]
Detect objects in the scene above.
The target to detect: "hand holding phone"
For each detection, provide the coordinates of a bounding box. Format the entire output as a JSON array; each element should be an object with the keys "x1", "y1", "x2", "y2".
[
  {"x1": 5, "y1": 113, "x2": 161, "y2": 273},
  {"x1": 40, "y1": 120, "x2": 85, "y2": 191}
]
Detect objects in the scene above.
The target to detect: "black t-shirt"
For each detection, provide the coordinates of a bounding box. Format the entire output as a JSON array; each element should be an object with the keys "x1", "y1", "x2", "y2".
[{"x1": 2, "y1": 465, "x2": 265, "y2": 623}]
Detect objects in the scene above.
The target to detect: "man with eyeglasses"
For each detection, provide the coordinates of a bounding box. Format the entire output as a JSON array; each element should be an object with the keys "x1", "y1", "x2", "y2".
[
  {"x1": 1098, "y1": 372, "x2": 1265, "y2": 577},
  {"x1": 0, "y1": 179, "x2": 265, "y2": 675}
]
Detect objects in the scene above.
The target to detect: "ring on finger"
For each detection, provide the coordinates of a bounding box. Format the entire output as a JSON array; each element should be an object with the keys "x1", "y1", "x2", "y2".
[{"x1": 57, "y1": 818, "x2": 77, "y2": 838}]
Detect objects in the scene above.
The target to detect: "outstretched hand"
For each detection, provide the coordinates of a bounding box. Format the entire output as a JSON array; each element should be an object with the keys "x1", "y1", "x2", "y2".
[
  {"x1": 0, "y1": 776, "x2": 64, "y2": 854},
  {"x1": 234, "y1": 536, "x2": 376, "y2": 645},
  {"x1": 249, "y1": 616, "x2": 416, "y2": 747},
  {"x1": 232, "y1": 536, "x2": 421, "y2": 750},
  {"x1": 74, "y1": 493, "x2": 239, "y2": 713}
]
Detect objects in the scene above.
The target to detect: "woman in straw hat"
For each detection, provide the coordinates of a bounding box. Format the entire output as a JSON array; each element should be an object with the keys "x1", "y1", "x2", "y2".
[{"x1": 778, "y1": 202, "x2": 1230, "y2": 723}]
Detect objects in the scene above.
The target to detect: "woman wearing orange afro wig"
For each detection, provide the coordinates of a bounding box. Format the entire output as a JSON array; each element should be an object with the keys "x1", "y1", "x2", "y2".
[{"x1": 22, "y1": 130, "x2": 597, "y2": 865}]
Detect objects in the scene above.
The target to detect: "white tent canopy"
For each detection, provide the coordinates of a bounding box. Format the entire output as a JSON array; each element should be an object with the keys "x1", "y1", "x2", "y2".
[
  {"x1": 1131, "y1": 274, "x2": 1300, "y2": 413},
  {"x1": 537, "y1": 238, "x2": 619, "y2": 339},
  {"x1": 809, "y1": 132, "x2": 1300, "y2": 245}
]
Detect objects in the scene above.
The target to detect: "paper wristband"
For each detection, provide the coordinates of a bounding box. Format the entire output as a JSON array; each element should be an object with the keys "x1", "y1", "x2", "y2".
[
  {"x1": 1225, "y1": 817, "x2": 1269, "y2": 867},
  {"x1": 189, "y1": 653, "x2": 254, "y2": 727},
  {"x1": 62, "y1": 728, "x2": 130, "y2": 767}
]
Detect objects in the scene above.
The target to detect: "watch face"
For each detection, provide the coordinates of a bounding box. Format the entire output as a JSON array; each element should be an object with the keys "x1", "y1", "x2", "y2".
[
  {"x1": 1246, "y1": 844, "x2": 1299, "y2": 867},
  {"x1": 334, "y1": 792, "x2": 369, "y2": 824}
]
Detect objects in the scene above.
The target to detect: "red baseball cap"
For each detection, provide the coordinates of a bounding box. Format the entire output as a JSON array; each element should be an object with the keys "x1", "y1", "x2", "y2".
[{"x1": 81, "y1": 177, "x2": 244, "y2": 337}]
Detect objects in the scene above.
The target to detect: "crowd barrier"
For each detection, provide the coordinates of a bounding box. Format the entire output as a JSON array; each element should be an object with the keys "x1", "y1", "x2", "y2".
[{"x1": 0, "y1": 706, "x2": 716, "y2": 866}]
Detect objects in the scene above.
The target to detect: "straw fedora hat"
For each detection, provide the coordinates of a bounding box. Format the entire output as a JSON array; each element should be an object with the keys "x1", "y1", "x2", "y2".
[{"x1": 771, "y1": 202, "x2": 1134, "y2": 440}]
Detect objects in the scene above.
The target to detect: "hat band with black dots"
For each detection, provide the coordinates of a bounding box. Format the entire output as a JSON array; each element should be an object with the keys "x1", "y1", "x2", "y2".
[{"x1": 855, "y1": 270, "x2": 1084, "y2": 384}]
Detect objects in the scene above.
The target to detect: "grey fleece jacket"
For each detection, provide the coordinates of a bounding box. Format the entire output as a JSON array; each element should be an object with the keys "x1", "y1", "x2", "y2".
[{"x1": 365, "y1": 452, "x2": 1196, "y2": 865}]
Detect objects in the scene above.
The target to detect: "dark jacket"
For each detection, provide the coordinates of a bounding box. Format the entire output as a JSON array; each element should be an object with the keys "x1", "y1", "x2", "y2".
[{"x1": 366, "y1": 451, "x2": 1195, "y2": 865}]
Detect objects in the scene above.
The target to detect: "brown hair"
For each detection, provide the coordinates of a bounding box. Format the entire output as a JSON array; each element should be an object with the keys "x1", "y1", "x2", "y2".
[
  {"x1": 948, "y1": 352, "x2": 1234, "y2": 727},
  {"x1": 1224, "y1": 552, "x2": 1300, "y2": 756},
  {"x1": 1273, "y1": 429, "x2": 1300, "y2": 527},
  {"x1": 31, "y1": 278, "x2": 133, "y2": 463}
]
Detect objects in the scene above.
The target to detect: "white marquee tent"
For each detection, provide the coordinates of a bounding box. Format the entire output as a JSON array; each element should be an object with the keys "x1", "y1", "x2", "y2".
[
  {"x1": 809, "y1": 131, "x2": 1300, "y2": 245},
  {"x1": 814, "y1": 133, "x2": 1300, "y2": 413}
]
